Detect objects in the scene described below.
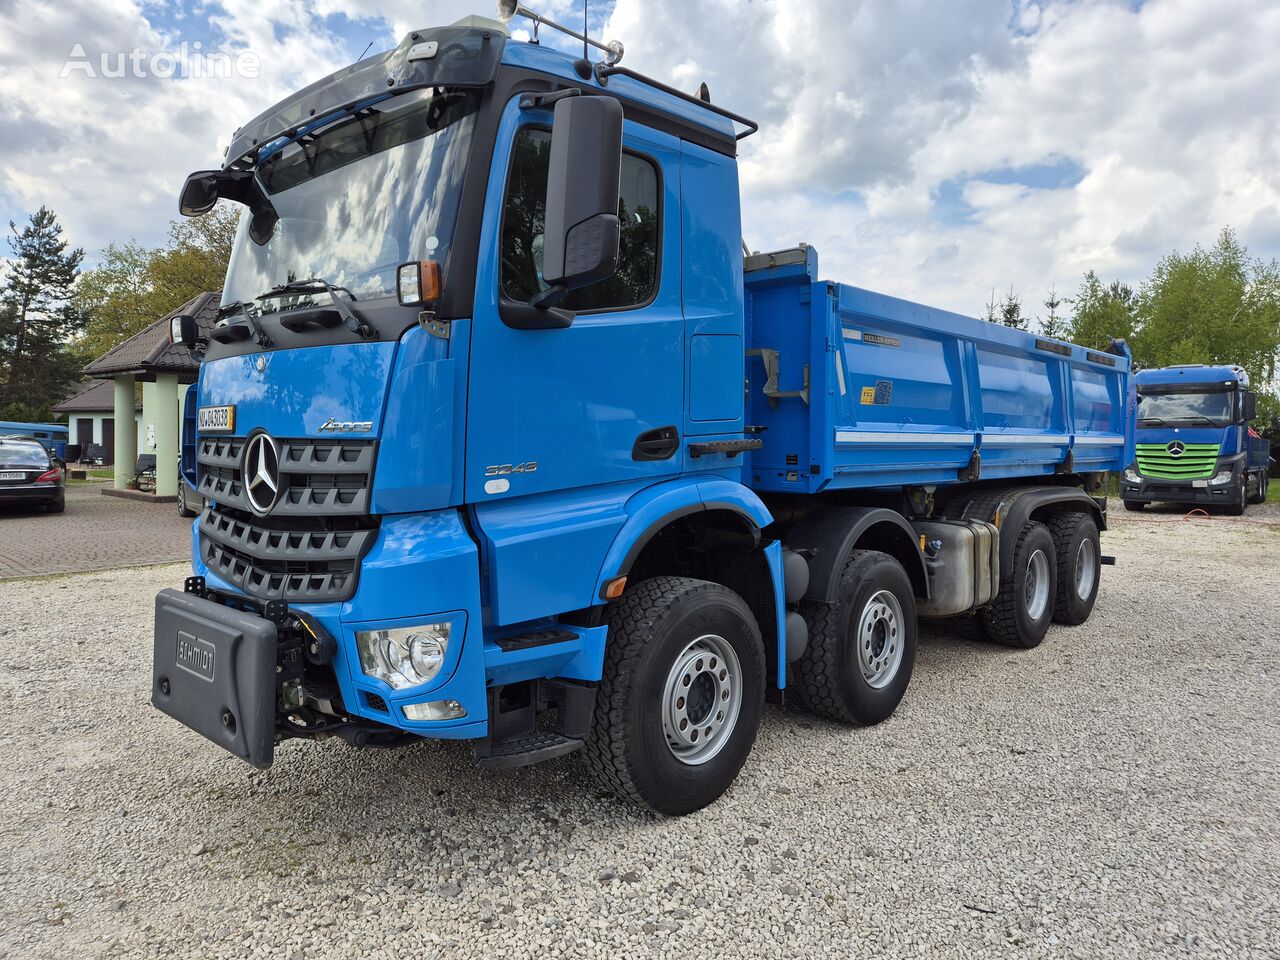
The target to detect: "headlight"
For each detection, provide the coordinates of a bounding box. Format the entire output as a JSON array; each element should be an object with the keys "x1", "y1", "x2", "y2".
[
  {"x1": 356, "y1": 622, "x2": 451, "y2": 690},
  {"x1": 1210, "y1": 471, "x2": 1234, "y2": 485},
  {"x1": 1124, "y1": 469, "x2": 1141, "y2": 483}
]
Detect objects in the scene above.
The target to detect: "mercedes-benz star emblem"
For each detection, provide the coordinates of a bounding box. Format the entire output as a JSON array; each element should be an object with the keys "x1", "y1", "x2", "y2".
[
  {"x1": 256, "y1": 356, "x2": 267, "y2": 373},
  {"x1": 243, "y1": 432, "x2": 280, "y2": 515},
  {"x1": 1167, "y1": 440, "x2": 1186, "y2": 458}
]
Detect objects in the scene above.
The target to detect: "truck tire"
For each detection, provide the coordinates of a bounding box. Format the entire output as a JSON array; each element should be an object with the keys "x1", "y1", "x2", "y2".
[
  {"x1": 1047, "y1": 513, "x2": 1099, "y2": 625},
  {"x1": 1225, "y1": 473, "x2": 1247, "y2": 516},
  {"x1": 585, "y1": 577, "x2": 765, "y2": 816},
  {"x1": 1122, "y1": 500, "x2": 1144, "y2": 512},
  {"x1": 1247, "y1": 471, "x2": 1266, "y2": 505},
  {"x1": 793, "y1": 550, "x2": 916, "y2": 726},
  {"x1": 979, "y1": 521, "x2": 1057, "y2": 648}
]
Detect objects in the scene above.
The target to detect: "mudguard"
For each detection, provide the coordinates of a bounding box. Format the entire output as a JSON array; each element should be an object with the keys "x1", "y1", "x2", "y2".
[
  {"x1": 785, "y1": 506, "x2": 930, "y2": 602},
  {"x1": 593, "y1": 476, "x2": 773, "y2": 598}
]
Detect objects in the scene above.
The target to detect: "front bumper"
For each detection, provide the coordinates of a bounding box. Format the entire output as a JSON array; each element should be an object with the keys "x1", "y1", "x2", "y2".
[
  {"x1": 180, "y1": 508, "x2": 492, "y2": 751},
  {"x1": 1121, "y1": 465, "x2": 1242, "y2": 505}
]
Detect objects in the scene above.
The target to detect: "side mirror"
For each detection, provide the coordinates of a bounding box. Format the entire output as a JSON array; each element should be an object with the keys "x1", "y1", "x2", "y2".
[
  {"x1": 1243, "y1": 390, "x2": 1257, "y2": 421},
  {"x1": 538, "y1": 95, "x2": 624, "y2": 307},
  {"x1": 179, "y1": 171, "x2": 221, "y2": 217},
  {"x1": 169, "y1": 313, "x2": 199, "y2": 349}
]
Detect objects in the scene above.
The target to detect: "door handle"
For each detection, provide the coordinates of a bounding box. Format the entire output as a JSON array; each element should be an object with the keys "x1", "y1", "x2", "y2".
[{"x1": 632, "y1": 426, "x2": 680, "y2": 461}]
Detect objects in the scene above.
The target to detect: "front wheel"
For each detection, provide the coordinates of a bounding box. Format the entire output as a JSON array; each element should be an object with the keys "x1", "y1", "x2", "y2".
[
  {"x1": 1247, "y1": 471, "x2": 1267, "y2": 505},
  {"x1": 1122, "y1": 499, "x2": 1145, "y2": 512},
  {"x1": 585, "y1": 577, "x2": 765, "y2": 816},
  {"x1": 1225, "y1": 473, "x2": 1247, "y2": 516},
  {"x1": 793, "y1": 550, "x2": 917, "y2": 726}
]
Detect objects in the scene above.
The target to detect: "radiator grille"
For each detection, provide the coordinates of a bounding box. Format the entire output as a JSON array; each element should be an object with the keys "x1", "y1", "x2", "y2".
[
  {"x1": 1135, "y1": 442, "x2": 1219, "y2": 480},
  {"x1": 197, "y1": 435, "x2": 378, "y2": 602}
]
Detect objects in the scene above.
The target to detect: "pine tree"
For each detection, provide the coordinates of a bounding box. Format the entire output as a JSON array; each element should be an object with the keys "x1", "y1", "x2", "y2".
[
  {"x1": 998, "y1": 285, "x2": 1027, "y2": 329},
  {"x1": 1040, "y1": 284, "x2": 1067, "y2": 339},
  {"x1": 0, "y1": 207, "x2": 85, "y2": 419},
  {"x1": 982, "y1": 288, "x2": 998, "y2": 323}
]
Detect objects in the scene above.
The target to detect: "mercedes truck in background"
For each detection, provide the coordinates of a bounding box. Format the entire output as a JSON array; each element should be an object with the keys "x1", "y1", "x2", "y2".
[{"x1": 1121, "y1": 364, "x2": 1270, "y2": 513}]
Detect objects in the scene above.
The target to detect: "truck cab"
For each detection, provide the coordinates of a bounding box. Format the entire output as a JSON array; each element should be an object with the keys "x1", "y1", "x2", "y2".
[
  {"x1": 1121, "y1": 364, "x2": 1270, "y2": 513},
  {"x1": 153, "y1": 8, "x2": 1132, "y2": 815}
]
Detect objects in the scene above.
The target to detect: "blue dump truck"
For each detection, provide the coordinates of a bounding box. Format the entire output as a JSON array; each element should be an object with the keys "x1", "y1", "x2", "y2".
[
  {"x1": 153, "y1": 6, "x2": 1133, "y2": 814},
  {"x1": 1121, "y1": 364, "x2": 1270, "y2": 514}
]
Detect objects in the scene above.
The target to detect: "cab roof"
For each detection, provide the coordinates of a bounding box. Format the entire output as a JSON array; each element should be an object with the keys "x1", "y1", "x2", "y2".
[{"x1": 1135, "y1": 364, "x2": 1249, "y2": 388}]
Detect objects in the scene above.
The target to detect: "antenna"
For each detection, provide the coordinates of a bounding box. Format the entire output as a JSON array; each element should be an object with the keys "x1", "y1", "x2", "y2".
[{"x1": 574, "y1": 0, "x2": 591, "y2": 79}]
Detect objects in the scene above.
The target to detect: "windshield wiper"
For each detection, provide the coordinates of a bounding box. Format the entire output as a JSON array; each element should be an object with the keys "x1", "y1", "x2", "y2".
[
  {"x1": 257, "y1": 278, "x2": 373, "y2": 339},
  {"x1": 217, "y1": 300, "x2": 271, "y2": 350},
  {"x1": 1137, "y1": 416, "x2": 1169, "y2": 427}
]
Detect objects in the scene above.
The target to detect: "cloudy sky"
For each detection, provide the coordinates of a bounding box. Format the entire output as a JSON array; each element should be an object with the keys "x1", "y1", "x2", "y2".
[{"x1": 1, "y1": 0, "x2": 1278, "y2": 322}]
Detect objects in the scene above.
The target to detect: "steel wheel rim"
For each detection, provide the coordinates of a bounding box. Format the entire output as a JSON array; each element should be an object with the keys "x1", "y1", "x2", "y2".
[
  {"x1": 661, "y1": 634, "x2": 742, "y2": 766},
  {"x1": 1025, "y1": 548, "x2": 1051, "y2": 620},
  {"x1": 1074, "y1": 538, "x2": 1097, "y2": 600},
  {"x1": 856, "y1": 590, "x2": 904, "y2": 689}
]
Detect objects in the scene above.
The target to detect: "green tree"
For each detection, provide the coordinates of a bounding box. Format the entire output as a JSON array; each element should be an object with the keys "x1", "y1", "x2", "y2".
[
  {"x1": 997, "y1": 285, "x2": 1027, "y2": 329},
  {"x1": 75, "y1": 203, "x2": 237, "y2": 362},
  {"x1": 982, "y1": 288, "x2": 998, "y2": 324},
  {"x1": 1132, "y1": 227, "x2": 1280, "y2": 389},
  {"x1": 73, "y1": 240, "x2": 154, "y2": 361},
  {"x1": 0, "y1": 207, "x2": 85, "y2": 419},
  {"x1": 1067, "y1": 270, "x2": 1138, "y2": 352},
  {"x1": 1040, "y1": 285, "x2": 1067, "y2": 340}
]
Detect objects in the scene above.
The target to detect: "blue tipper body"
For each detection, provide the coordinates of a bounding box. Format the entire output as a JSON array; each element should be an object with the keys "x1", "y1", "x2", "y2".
[
  {"x1": 742, "y1": 246, "x2": 1132, "y2": 495},
  {"x1": 171, "y1": 24, "x2": 1133, "y2": 754}
]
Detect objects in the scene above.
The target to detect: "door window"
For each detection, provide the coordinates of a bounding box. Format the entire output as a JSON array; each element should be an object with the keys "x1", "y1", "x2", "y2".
[{"x1": 500, "y1": 127, "x2": 660, "y2": 312}]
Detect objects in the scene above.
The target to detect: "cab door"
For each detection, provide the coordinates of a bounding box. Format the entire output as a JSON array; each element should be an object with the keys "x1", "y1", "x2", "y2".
[{"x1": 465, "y1": 100, "x2": 684, "y2": 502}]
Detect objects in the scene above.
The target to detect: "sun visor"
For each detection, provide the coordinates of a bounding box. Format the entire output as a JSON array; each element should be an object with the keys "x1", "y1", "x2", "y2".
[{"x1": 223, "y1": 25, "x2": 505, "y2": 169}]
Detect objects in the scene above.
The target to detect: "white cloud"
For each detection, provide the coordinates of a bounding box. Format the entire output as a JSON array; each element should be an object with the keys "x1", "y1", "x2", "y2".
[
  {"x1": 606, "y1": 0, "x2": 1280, "y2": 318},
  {"x1": 2, "y1": 0, "x2": 1279, "y2": 327}
]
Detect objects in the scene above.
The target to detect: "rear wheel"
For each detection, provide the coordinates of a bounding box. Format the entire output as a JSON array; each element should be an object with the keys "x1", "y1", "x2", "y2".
[
  {"x1": 585, "y1": 577, "x2": 765, "y2": 816},
  {"x1": 794, "y1": 550, "x2": 917, "y2": 725},
  {"x1": 1048, "y1": 513, "x2": 1100, "y2": 625},
  {"x1": 46, "y1": 497, "x2": 65, "y2": 514},
  {"x1": 980, "y1": 521, "x2": 1057, "y2": 648}
]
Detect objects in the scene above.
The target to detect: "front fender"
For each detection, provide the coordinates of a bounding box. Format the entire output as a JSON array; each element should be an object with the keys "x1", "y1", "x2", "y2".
[{"x1": 593, "y1": 475, "x2": 773, "y2": 599}]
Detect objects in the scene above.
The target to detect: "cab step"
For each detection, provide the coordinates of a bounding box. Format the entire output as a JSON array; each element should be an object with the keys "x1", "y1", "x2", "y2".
[{"x1": 474, "y1": 731, "x2": 584, "y2": 770}]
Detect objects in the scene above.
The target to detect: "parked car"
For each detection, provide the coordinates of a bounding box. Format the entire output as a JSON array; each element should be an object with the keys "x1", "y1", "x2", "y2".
[
  {"x1": 0, "y1": 436, "x2": 66, "y2": 513},
  {"x1": 178, "y1": 463, "x2": 203, "y2": 518}
]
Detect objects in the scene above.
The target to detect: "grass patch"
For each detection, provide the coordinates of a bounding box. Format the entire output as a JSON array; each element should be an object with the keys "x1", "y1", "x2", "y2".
[{"x1": 66, "y1": 468, "x2": 114, "y2": 485}]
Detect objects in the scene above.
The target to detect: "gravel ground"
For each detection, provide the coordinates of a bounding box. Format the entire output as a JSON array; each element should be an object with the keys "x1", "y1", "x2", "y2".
[{"x1": 1, "y1": 507, "x2": 1277, "y2": 959}]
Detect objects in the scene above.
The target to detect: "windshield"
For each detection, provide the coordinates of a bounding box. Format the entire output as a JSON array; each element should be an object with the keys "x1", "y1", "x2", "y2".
[
  {"x1": 1137, "y1": 389, "x2": 1234, "y2": 424},
  {"x1": 221, "y1": 87, "x2": 480, "y2": 308}
]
